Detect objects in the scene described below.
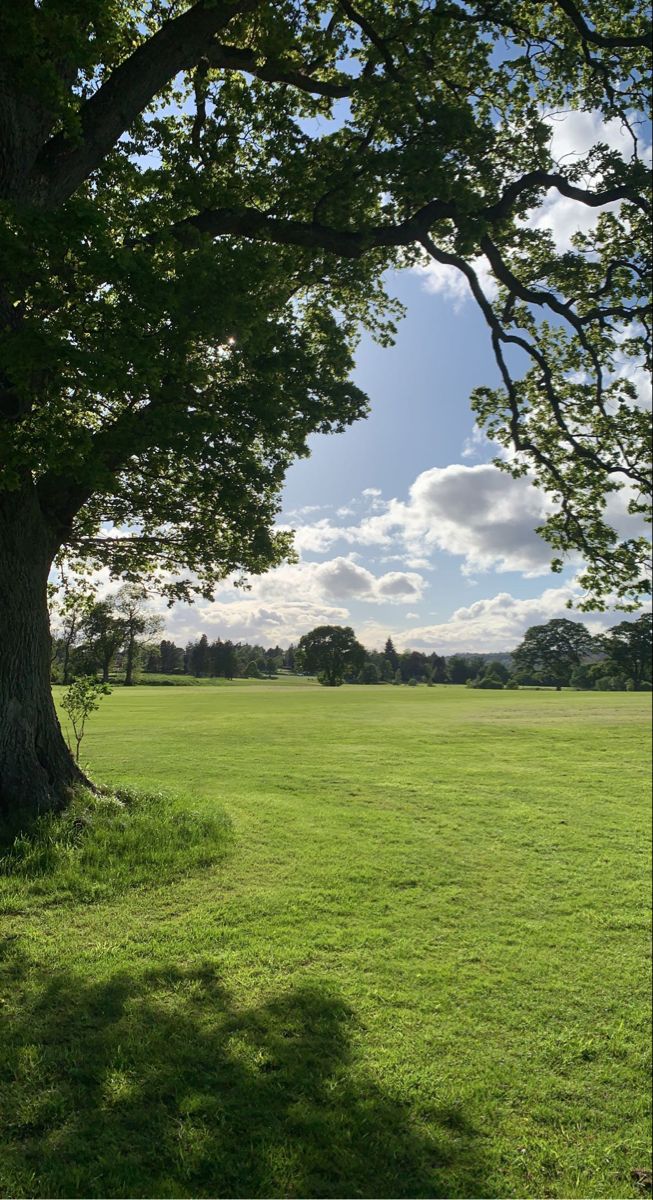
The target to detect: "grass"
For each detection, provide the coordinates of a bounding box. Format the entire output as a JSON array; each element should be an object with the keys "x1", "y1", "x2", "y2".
[
  {"x1": 0, "y1": 684, "x2": 650, "y2": 1199},
  {"x1": 0, "y1": 788, "x2": 233, "y2": 907}
]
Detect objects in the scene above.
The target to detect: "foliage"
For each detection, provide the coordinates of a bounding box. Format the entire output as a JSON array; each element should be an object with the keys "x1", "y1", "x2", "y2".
[
  {"x1": 357, "y1": 662, "x2": 380, "y2": 685},
  {"x1": 1, "y1": 684, "x2": 649, "y2": 1198},
  {"x1": 79, "y1": 598, "x2": 125, "y2": 682},
  {"x1": 600, "y1": 613, "x2": 652, "y2": 690},
  {"x1": 513, "y1": 618, "x2": 596, "y2": 688},
  {"x1": 297, "y1": 625, "x2": 366, "y2": 687},
  {"x1": 114, "y1": 585, "x2": 163, "y2": 686},
  {"x1": 593, "y1": 674, "x2": 625, "y2": 690},
  {"x1": 60, "y1": 676, "x2": 111, "y2": 762},
  {"x1": 0, "y1": 1, "x2": 650, "y2": 608}
]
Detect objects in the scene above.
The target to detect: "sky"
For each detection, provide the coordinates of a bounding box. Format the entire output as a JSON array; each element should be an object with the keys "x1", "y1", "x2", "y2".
[{"x1": 138, "y1": 110, "x2": 648, "y2": 655}]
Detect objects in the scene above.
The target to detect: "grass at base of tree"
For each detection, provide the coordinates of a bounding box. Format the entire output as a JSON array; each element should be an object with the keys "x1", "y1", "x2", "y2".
[
  {"x1": 0, "y1": 788, "x2": 233, "y2": 908},
  {"x1": 0, "y1": 685, "x2": 650, "y2": 1199}
]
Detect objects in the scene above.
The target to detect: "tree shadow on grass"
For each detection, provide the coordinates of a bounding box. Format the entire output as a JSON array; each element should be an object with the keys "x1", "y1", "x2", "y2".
[{"x1": 0, "y1": 940, "x2": 494, "y2": 1199}]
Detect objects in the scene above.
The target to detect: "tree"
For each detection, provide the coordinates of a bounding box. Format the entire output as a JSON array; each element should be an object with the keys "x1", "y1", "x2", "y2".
[
  {"x1": 513, "y1": 619, "x2": 596, "y2": 690},
  {"x1": 446, "y1": 656, "x2": 476, "y2": 685},
  {"x1": 188, "y1": 633, "x2": 211, "y2": 679},
  {"x1": 600, "y1": 614, "x2": 652, "y2": 690},
  {"x1": 383, "y1": 638, "x2": 399, "y2": 672},
  {"x1": 50, "y1": 576, "x2": 96, "y2": 685},
  {"x1": 482, "y1": 661, "x2": 510, "y2": 684},
  {"x1": 380, "y1": 658, "x2": 395, "y2": 683},
  {"x1": 0, "y1": 3, "x2": 650, "y2": 814},
  {"x1": 298, "y1": 626, "x2": 366, "y2": 687},
  {"x1": 81, "y1": 600, "x2": 125, "y2": 685},
  {"x1": 358, "y1": 662, "x2": 379, "y2": 685},
  {"x1": 114, "y1": 586, "x2": 163, "y2": 686},
  {"x1": 213, "y1": 639, "x2": 238, "y2": 679},
  {"x1": 61, "y1": 677, "x2": 111, "y2": 764},
  {"x1": 159, "y1": 640, "x2": 184, "y2": 675}
]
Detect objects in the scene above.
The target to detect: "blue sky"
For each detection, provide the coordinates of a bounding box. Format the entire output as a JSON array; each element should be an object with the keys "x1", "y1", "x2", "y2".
[{"x1": 153, "y1": 110, "x2": 649, "y2": 653}]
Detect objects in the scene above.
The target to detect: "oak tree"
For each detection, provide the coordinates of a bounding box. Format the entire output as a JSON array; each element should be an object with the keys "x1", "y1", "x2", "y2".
[
  {"x1": 600, "y1": 612, "x2": 652, "y2": 689},
  {"x1": 297, "y1": 625, "x2": 366, "y2": 686},
  {"x1": 512, "y1": 617, "x2": 596, "y2": 688},
  {"x1": 0, "y1": 1, "x2": 650, "y2": 814}
]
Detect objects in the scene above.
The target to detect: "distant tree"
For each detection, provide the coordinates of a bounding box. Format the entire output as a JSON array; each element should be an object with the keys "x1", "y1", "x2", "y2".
[
  {"x1": 446, "y1": 656, "x2": 474, "y2": 685},
  {"x1": 380, "y1": 658, "x2": 394, "y2": 683},
  {"x1": 189, "y1": 634, "x2": 211, "y2": 678},
  {"x1": 384, "y1": 638, "x2": 399, "y2": 672},
  {"x1": 82, "y1": 600, "x2": 125, "y2": 684},
  {"x1": 115, "y1": 586, "x2": 163, "y2": 686},
  {"x1": 394, "y1": 668, "x2": 403, "y2": 686},
  {"x1": 594, "y1": 674, "x2": 627, "y2": 691},
  {"x1": 284, "y1": 645, "x2": 297, "y2": 673},
  {"x1": 513, "y1": 619, "x2": 595, "y2": 690},
  {"x1": 50, "y1": 577, "x2": 96, "y2": 685},
  {"x1": 298, "y1": 626, "x2": 366, "y2": 688},
  {"x1": 482, "y1": 661, "x2": 510, "y2": 684},
  {"x1": 429, "y1": 654, "x2": 447, "y2": 684},
  {"x1": 474, "y1": 675, "x2": 504, "y2": 690},
  {"x1": 358, "y1": 662, "x2": 379, "y2": 685},
  {"x1": 160, "y1": 640, "x2": 184, "y2": 675},
  {"x1": 600, "y1": 614, "x2": 652, "y2": 691},
  {"x1": 569, "y1": 663, "x2": 595, "y2": 690},
  {"x1": 144, "y1": 645, "x2": 162, "y2": 673},
  {"x1": 213, "y1": 640, "x2": 238, "y2": 680},
  {"x1": 244, "y1": 660, "x2": 261, "y2": 678},
  {"x1": 399, "y1": 650, "x2": 428, "y2": 683}
]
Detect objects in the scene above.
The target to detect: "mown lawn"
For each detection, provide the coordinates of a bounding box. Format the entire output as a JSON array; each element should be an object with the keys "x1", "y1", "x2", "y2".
[{"x1": 1, "y1": 685, "x2": 650, "y2": 1199}]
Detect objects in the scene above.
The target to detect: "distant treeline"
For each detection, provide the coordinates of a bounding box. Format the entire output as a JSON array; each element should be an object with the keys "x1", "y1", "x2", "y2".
[{"x1": 51, "y1": 610, "x2": 652, "y2": 693}]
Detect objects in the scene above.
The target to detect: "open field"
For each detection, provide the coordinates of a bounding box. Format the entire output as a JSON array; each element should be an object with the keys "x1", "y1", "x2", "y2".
[{"x1": 1, "y1": 685, "x2": 651, "y2": 1199}]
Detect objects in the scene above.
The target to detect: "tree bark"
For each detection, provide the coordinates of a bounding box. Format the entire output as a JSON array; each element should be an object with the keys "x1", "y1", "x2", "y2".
[
  {"x1": 0, "y1": 488, "x2": 87, "y2": 822},
  {"x1": 124, "y1": 632, "x2": 136, "y2": 686}
]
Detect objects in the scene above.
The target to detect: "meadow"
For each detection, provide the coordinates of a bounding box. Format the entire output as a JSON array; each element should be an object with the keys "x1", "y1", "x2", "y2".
[{"x1": 1, "y1": 683, "x2": 650, "y2": 1199}]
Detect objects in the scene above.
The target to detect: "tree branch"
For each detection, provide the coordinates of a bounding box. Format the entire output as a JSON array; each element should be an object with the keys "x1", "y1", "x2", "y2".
[
  {"x1": 553, "y1": 0, "x2": 652, "y2": 49},
  {"x1": 31, "y1": 0, "x2": 260, "y2": 206},
  {"x1": 203, "y1": 43, "x2": 352, "y2": 97}
]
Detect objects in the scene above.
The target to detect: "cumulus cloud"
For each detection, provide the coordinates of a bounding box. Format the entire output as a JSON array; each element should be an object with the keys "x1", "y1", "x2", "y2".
[
  {"x1": 282, "y1": 463, "x2": 560, "y2": 576},
  {"x1": 357, "y1": 582, "x2": 610, "y2": 654},
  {"x1": 416, "y1": 110, "x2": 650, "y2": 299},
  {"x1": 157, "y1": 555, "x2": 428, "y2": 646},
  {"x1": 355, "y1": 463, "x2": 554, "y2": 576},
  {"x1": 530, "y1": 109, "x2": 650, "y2": 252},
  {"x1": 166, "y1": 597, "x2": 350, "y2": 646},
  {"x1": 416, "y1": 252, "x2": 498, "y2": 307}
]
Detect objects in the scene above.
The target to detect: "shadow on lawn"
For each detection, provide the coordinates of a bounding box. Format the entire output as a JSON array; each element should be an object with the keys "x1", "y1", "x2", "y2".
[{"x1": 1, "y1": 940, "x2": 493, "y2": 1199}]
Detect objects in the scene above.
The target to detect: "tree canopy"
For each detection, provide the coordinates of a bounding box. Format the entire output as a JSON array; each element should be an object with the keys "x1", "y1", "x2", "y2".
[
  {"x1": 1, "y1": 0, "x2": 651, "y2": 605},
  {"x1": 297, "y1": 625, "x2": 366, "y2": 685},
  {"x1": 600, "y1": 612, "x2": 652, "y2": 689},
  {"x1": 513, "y1": 617, "x2": 596, "y2": 687},
  {"x1": 1, "y1": 0, "x2": 651, "y2": 813}
]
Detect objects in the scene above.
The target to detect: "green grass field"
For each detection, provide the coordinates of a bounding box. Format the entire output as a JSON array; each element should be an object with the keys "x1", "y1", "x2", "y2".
[{"x1": 1, "y1": 684, "x2": 650, "y2": 1199}]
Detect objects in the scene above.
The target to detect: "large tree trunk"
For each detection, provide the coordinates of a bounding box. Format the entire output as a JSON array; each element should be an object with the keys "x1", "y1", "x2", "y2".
[{"x1": 0, "y1": 489, "x2": 87, "y2": 823}]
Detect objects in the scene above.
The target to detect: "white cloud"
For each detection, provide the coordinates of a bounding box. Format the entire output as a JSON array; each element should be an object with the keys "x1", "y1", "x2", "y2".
[
  {"x1": 166, "y1": 597, "x2": 350, "y2": 646},
  {"x1": 530, "y1": 110, "x2": 650, "y2": 252},
  {"x1": 281, "y1": 463, "x2": 559, "y2": 577},
  {"x1": 461, "y1": 423, "x2": 493, "y2": 460},
  {"x1": 357, "y1": 582, "x2": 609, "y2": 654},
  {"x1": 416, "y1": 252, "x2": 498, "y2": 307},
  {"x1": 355, "y1": 463, "x2": 555, "y2": 576},
  {"x1": 157, "y1": 555, "x2": 427, "y2": 646}
]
